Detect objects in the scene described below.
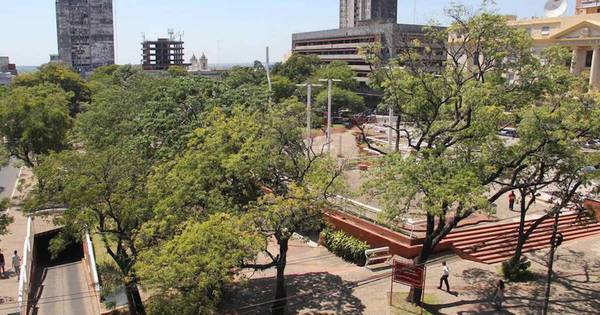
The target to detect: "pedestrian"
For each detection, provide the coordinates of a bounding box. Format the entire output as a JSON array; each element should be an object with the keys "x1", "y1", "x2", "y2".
[
  {"x1": 12, "y1": 250, "x2": 20, "y2": 279},
  {"x1": 492, "y1": 279, "x2": 505, "y2": 310},
  {"x1": 438, "y1": 261, "x2": 450, "y2": 292},
  {"x1": 508, "y1": 191, "x2": 516, "y2": 211},
  {"x1": 0, "y1": 249, "x2": 5, "y2": 277}
]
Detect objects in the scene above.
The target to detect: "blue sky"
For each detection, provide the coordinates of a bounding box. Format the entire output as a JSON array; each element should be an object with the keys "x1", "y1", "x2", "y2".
[{"x1": 0, "y1": 0, "x2": 577, "y2": 66}]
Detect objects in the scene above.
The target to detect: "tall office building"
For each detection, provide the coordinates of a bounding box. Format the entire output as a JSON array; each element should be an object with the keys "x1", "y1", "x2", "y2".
[
  {"x1": 576, "y1": 0, "x2": 600, "y2": 14},
  {"x1": 340, "y1": 0, "x2": 398, "y2": 29},
  {"x1": 56, "y1": 0, "x2": 115, "y2": 74}
]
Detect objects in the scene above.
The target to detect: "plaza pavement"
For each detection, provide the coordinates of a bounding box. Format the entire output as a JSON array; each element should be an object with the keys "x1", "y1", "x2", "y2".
[{"x1": 224, "y1": 234, "x2": 600, "y2": 314}]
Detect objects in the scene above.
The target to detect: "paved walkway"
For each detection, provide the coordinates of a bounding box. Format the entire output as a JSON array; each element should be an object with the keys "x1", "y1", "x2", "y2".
[
  {"x1": 0, "y1": 167, "x2": 71, "y2": 315},
  {"x1": 224, "y1": 234, "x2": 600, "y2": 315},
  {"x1": 30, "y1": 261, "x2": 99, "y2": 315}
]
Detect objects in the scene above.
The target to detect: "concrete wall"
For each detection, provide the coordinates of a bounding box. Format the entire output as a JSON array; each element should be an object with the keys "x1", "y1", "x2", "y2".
[{"x1": 324, "y1": 210, "x2": 452, "y2": 259}]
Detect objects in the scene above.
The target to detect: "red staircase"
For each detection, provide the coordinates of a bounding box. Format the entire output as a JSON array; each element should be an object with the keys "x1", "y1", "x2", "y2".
[{"x1": 446, "y1": 213, "x2": 600, "y2": 264}]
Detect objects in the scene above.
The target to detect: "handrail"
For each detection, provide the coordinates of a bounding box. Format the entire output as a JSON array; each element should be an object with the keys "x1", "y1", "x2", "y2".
[
  {"x1": 17, "y1": 216, "x2": 34, "y2": 315},
  {"x1": 84, "y1": 232, "x2": 101, "y2": 292}
]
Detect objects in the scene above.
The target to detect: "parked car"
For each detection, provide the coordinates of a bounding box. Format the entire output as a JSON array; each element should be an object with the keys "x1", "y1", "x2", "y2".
[
  {"x1": 583, "y1": 139, "x2": 600, "y2": 150},
  {"x1": 498, "y1": 128, "x2": 518, "y2": 138}
]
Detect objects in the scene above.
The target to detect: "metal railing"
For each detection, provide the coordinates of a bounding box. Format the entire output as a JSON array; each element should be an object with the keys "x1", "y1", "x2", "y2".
[
  {"x1": 84, "y1": 232, "x2": 101, "y2": 292},
  {"x1": 17, "y1": 216, "x2": 34, "y2": 314}
]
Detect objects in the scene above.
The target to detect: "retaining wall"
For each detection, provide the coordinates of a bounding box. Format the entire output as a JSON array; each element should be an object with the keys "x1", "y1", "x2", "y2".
[{"x1": 324, "y1": 210, "x2": 452, "y2": 259}]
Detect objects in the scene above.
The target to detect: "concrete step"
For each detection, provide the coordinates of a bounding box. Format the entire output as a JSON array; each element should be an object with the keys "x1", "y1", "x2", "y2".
[
  {"x1": 456, "y1": 221, "x2": 600, "y2": 253},
  {"x1": 445, "y1": 214, "x2": 580, "y2": 242},
  {"x1": 465, "y1": 223, "x2": 600, "y2": 257},
  {"x1": 472, "y1": 229, "x2": 600, "y2": 264},
  {"x1": 448, "y1": 215, "x2": 587, "y2": 246}
]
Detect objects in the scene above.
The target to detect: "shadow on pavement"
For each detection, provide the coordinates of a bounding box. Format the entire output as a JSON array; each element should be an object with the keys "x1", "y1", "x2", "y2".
[{"x1": 222, "y1": 272, "x2": 366, "y2": 314}]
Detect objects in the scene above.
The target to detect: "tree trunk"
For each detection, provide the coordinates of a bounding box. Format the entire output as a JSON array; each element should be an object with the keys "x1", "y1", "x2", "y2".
[
  {"x1": 124, "y1": 281, "x2": 146, "y2": 315},
  {"x1": 509, "y1": 205, "x2": 528, "y2": 270},
  {"x1": 272, "y1": 238, "x2": 289, "y2": 315},
  {"x1": 407, "y1": 238, "x2": 433, "y2": 304}
]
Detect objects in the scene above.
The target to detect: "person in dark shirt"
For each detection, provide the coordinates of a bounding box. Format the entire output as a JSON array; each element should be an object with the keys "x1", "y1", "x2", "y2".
[{"x1": 0, "y1": 249, "x2": 5, "y2": 276}]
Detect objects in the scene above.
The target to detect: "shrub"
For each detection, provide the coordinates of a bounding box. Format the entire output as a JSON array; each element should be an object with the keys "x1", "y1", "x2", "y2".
[
  {"x1": 321, "y1": 228, "x2": 369, "y2": 265},
  {"x1": 501, "y1": 258, "x2": 535, "y2": 282}
]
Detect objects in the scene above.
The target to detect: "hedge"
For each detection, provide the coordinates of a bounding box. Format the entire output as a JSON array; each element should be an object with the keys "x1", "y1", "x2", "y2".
[{"x1": 321, "y1": 228, "x2": 369, "y2": 265}]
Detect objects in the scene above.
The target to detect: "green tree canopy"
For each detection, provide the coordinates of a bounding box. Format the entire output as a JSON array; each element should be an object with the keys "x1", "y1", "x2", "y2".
[
  {"x1": 363, "y1": 7, "x2": 599, "y2": 303},
  {"x1": 273, "y1": 54, "x2": 321, "y2": 83},
  {"x1": 138, "y1": 213, "x2": 262, "y2": 315},
  {"x1": 315, "y1": 86, "x2": 365, "y2": 115},
  {"x1": 311, "y1": 61, "x2": 358, "y2": 90},
  {"x1": 0, "y1": 84, "x2": 72, "y2": 167},
  {"x1": 12, "y1": 63, "x2": 90, "y2": 116}
]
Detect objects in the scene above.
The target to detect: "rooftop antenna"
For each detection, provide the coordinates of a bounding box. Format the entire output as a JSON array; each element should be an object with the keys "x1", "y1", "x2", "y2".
[
  {"x1": 168, "y1": 28, "x2": 175, "y2": 41},
  {"x1": 178, "y1": 31, "x2": 184, "y2": 41},
  {"x1": 413, "y1": 0, "x2": 417, "y2": 24},
  {"x1": 544, "y1": 0, "x2": 567, "y2": 18}
]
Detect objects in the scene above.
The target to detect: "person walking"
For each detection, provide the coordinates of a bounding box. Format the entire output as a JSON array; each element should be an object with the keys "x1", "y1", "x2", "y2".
[
  {"x1": 12, "y1": 250, "x2": 20, "y2": 279},
  {"x1": 438, "y1": 261, "x2": 450, "y2": 292},
  {"x1": 508, "y1": 191, "x2": 516, "y2": 211},
  {"x1": 492, "y1": 279, "x2": 505, "y2": 310},
  {"x1": 0, "y1": 249, "x2": 5, "y2": 277}
]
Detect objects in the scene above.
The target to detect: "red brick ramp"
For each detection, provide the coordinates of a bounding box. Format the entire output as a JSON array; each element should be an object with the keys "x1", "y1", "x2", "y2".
[{"x1": 446, "y1": 213, "x2": 600, "y2": 264}]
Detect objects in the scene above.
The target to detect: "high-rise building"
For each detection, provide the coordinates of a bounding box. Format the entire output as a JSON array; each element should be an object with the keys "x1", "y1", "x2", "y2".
[
  {"x1": 0, "y1": 56, "x2": 17, "y2": 86},
  {"x1": 576, "y1": 0, "x2": 600, "y2": 15},
  {"x1": 141, "y1": 36, "x2": 188, "y2": 71},
  {"x1": 340, "y1": 0, "x2": 398, "y2": 29},
  {"x1": 55, "y1": 0, "x2": 115, "y2": 74}
]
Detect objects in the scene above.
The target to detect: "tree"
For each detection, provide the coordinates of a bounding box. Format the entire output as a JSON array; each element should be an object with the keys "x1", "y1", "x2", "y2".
[
  {"x1": 167, "y1": 66, "x2": 189, "y2": 77},
  {"x1": 222, "y1": 65, "x2": 266, "y2": 89},
  {"x1": 0, "y1": 198, "x2": 14, "y2": 236},
  {"x1": 76, "y1": 73, "x2": 216, "y2": 161},
  {"x1": 144, "y1": 100, "x2": 342, "y2": 314},
  {"x1": 271, "y1": 75, "x2": 295, "y2": 102},
  {"x1": 12, "y1": 63, "x2": 90, "y2": 116},
  {"x1": 311, "y1": 61, "x2": 358, "y2": 90},
  {"x1": 0, "y1": 84, "x2": 72, "y2": 167},
  {"x1": 27, "y1": 147, "x2": 152, "y2": 315},
  {"x1": 137, "y1": 213, "x2": 262, "y2": 315},
  {"x1": 315, "y1": 86, "x2": 365, "y2": 116},
  {"x1": 273, "y1": 54, "x2": 321, "y2": 83},
  {"x1": 501, "y1": 46, "x2": 600, "y2": 278},
  {"x1": 361, "y1": 7, "x2": 595, "y2": 303}
]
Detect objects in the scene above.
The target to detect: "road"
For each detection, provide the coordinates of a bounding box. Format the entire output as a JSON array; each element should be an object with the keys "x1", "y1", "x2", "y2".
[
  {"x1": 0, "y1": 161, "x2": 19, "y2": 199},
  {"x1": 30, "y1": 261, "x2": 99, "y2": 315},
  {"x1": 29, "y1": 230, "x2": 100, "y2": 315}
]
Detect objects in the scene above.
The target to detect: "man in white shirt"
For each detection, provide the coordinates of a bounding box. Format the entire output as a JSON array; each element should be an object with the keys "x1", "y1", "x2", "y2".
[
  {"x1": 438, "y1": 261, "x2": 450, "y2": 292},
  {"x1": 12, "y1": 250, "x2": 20, "y2": 280}
]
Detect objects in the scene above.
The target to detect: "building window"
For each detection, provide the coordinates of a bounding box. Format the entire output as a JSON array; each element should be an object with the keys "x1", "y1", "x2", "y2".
[
  {"x1": 586, "y1": 50, "x2": 594, "y2": 67},
  {"x1": 541, "y1": 26, "x2": 550, "y2": 36}
]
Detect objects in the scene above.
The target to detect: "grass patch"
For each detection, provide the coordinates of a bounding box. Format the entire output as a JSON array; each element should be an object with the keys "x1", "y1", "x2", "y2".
[
  {"x1": 390, "y1": 292, "x2": 437, "y2": 315},
  {"x1": 91, "y1": 234, "x2": 115, "y2": 266}
]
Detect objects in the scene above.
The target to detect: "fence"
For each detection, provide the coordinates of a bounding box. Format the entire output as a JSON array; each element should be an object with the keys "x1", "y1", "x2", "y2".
[
  {"x1": 17, "y1": 216, "x2": 34, "y2": 314},
  {"x1": 84, "y1": 232, "x2": 101, "y2": 292}
]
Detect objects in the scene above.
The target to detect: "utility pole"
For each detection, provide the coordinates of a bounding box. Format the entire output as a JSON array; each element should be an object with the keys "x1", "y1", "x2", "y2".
[
  {"x1": 388, "y1": 107, "x2": 393, "y2": 150},
  {"x1": 296, "y1": 83, "x2": 322, "y2": 144},
  {"x1": 265, "y1": 46, "x2": 272, "y2": 93},
  {"x1": 265, "y1": 46, "x2": 273, "y2": 106},
  {"x1": 318, "y1": 78, "x2": 341, "y2": 152},
  {"x1": 542, "y1": 209, "x2": 563, "y2": 315}
]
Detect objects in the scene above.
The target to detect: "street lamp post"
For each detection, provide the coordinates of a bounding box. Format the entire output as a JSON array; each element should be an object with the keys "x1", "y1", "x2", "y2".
[
  {"x1": 296, "y1": 83, "x2": 322, "y2": 143},
  {"x1": 318, "y1": 78, "x2": 341, "y2": 152}
]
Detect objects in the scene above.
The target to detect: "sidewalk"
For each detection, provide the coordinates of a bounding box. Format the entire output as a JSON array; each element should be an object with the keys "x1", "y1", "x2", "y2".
[{"x1": 0, "y1": 168, "x2": 55, "y2": 314}]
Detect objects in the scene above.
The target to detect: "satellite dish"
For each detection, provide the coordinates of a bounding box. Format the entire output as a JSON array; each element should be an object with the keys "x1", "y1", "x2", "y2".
[{"x1": 544, "y1": 0, "x2": 567, "y2": 18}]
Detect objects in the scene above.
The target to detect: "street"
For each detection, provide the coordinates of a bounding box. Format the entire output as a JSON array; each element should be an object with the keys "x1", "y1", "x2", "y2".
[{"x1": 0, "y1": 161, "x2": 19, "y2": 200}]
